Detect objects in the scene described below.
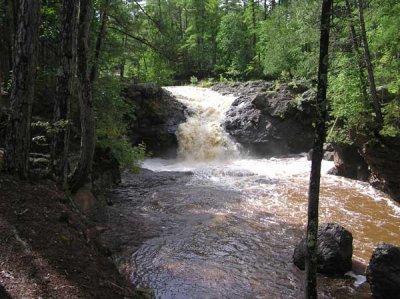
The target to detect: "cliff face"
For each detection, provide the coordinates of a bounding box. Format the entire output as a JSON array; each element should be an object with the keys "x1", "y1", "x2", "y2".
[
  {"x1": 123, "y1": 83, "x2": 188, "y2": 158},
  {"x1": 356, "y1": 135, "x2": 400, "y2": 202},
  {"x1": 213, "y1": 81, "x2": 315, "y2": 156}
]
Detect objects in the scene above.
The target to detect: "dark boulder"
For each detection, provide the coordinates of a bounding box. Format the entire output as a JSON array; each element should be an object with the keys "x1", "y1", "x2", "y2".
[
  {"x1": 366, "y1": 243, "x2": 400, "y2": 299},
  {"x1": 329, "y1": 143, "x2": 370, "y2": 181},
  {"x1": 0, "y1": 285, "x2": 11, "y2": 299},
  {"x1": 92, "y1": 146, "x2": 121, "y2": 189},
  {"x1": 356, "y1": 136, "x2": 400, "y2": 202},
  {"x1": 123, "y1": 83, "x2": 188, "y2": 157},
  {"x1": 216, "y1": 81, "x2": 315, "y2": 156},
  {"x1": 293, "y1": 223, "x2": 353, "y2": 276}
]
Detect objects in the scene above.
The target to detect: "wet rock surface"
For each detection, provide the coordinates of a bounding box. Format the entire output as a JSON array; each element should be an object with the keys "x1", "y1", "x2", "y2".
[
  {"x1": 328, "y1": 143, "x2": 370, "y2": 181},
  {"x1": 123, "y1": 83, "x2": 189, "y2": 157},
  {"x1": 293, "y1": 223, "x2": 353, "y2": 276},
  {"x1": 212, "y1": 81, "x2": 315, "y2": 156},
  {"x1": 366, "y1": 243, "x2": 400, "y2": 299},
  {"x1": 357, "y1": 136, "x2": 400, "y2": 202}
]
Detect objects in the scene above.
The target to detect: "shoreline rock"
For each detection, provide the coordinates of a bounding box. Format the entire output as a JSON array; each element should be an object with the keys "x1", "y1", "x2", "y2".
[
  {"x1": 366, "y1": 243, "x2": 400, "y2": 299},
  {"x1": 212, "y1": 81, "x2": 315, "y2": 156},
  {"x1": 293, "y1": 223, "x2": 353, "y2": 276},
  {"x1": 327, "y1": 143, "x2": 370, "y2": 181}
]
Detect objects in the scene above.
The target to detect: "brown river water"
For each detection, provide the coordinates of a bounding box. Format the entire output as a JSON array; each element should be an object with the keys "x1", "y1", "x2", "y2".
[{"x1": 103, "y1": 87, "x2": 400, "y2": 299}]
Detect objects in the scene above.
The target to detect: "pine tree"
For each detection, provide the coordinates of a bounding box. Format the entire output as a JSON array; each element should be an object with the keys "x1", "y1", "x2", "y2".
[{"x1": 4, "y1": 0, "x2": 41, "y2": 178}]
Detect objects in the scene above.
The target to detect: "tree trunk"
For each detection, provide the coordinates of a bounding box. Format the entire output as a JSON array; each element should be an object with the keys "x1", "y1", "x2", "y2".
[
  {"x1": 4, "y1": 0, "x2": 41, "y2": 178},
  {"x1": 305, "y1": 0, "x2": 332, "y2": 298},
  {"x1": 344, "y1": 0, "x2": 368, "y2": 102},
  {"x1": 357, "y1": 0, "x2": 383, "y2": 124},
  {"x1": 251, "y1": 0, "x2": 257, "y2": 48},
  {"x1": 263, "y1": 0, "x2": 268, "y2": 20},
  {"x1": 51, "y1": 0, "x2": 78, "y2": 187},
  {"x1": 90, "y1": 0, "x2": 110, "y2": 83},
  {"x1": 69, "y1": 0, "x2": 96, "y2": 193},
  {"x1": 119, "y1": 35, "x2": 127, "y2": 80},
  {"x1": 0, "y1": 0, "x2": 13, "y2": 92}
]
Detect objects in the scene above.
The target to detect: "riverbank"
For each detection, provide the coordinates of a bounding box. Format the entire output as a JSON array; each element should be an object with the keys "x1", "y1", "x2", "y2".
[{"x1": 0, "y1": 174, "x2": 149, "y2": 298}]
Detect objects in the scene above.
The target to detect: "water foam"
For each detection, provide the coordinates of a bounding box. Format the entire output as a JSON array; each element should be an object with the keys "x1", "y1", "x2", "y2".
[{"x1": 164, "y1": 86, "x2": 240, "y2": 161}]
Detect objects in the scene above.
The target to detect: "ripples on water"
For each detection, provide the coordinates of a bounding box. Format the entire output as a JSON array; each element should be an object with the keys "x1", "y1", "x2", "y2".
[
  {"x1": 109, "y1": 156, "x2": 399, "y2": 299},
  {"x1": 106, "y1": 87, "x2": 400, "y2": 298}
]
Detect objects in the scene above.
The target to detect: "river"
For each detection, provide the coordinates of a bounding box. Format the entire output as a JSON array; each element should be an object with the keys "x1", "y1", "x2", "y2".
[{"x1": 103, "y1": 86, "x2": 400, "y2": 299}]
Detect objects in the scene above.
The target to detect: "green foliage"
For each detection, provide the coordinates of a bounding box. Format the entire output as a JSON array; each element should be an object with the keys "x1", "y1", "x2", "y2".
[
  {"x1": 135, "y1": 51, "x2": 175, "y2": 86},
  {"x1": 258, "y1": 1, "x2": 319, "y2": 79},
  {"x1": 199, "y1": 78, "x2": 215, "y2": 87},
  {"x1": 328, "y1": 0, "x2": 400, "y2": 141},
  {"x1": 216, "y1": 12, "x2": 253, "y2": 79},
  {"x1": 97, "y1": 138, "x2": 147, "y2": 172},
  {"x1": 329, "y1": 56, "x2": 373, "y2": 129},
  {"x1": 190, "y1": 76, "x2": 198, "y2": 85},
  {"x1": 94, "y1": 77, "x2": 128, "y2": 139},
  {"x1": 381, "y1": 99, "x2": 400, "y2": 137},
  {"x1": 40, "y1": 4, "x2": 60, "y2": 40},
  {"x1": 367, "y1": 2, "x2": 400, "y2": 95},
  {"x1": 94, "y1": 76, "x2": 147, "y2": 170}
]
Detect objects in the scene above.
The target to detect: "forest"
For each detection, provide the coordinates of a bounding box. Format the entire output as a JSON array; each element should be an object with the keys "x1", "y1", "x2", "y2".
[
  {"x1": 0, "y1": 0, "x2": 399, "y2": 180},
  {"x1": 0, "y1": 0, "x2": 400, "y2": 298}
]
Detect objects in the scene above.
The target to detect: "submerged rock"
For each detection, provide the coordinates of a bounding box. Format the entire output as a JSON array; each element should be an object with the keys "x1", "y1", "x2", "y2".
[
  {"x1": 214, "y1": 81, "x2": 315, "y2": 156},
  {"x1": 123, "y1": 83, "x2": 188, "y2": 157},
  {"x1": 366, "y1": 243, "x2": 400, "y2": 299},
  {"x1": 293, "y1": 223, "x2": 353, "y2": 276}
]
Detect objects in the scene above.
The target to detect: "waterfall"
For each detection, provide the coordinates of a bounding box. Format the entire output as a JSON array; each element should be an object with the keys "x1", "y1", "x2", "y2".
[{"x1": 164, "y1": 86, "x2": 240, "y2": 161}]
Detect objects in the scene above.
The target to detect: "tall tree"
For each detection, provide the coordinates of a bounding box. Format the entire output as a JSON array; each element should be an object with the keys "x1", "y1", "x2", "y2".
[
  {"x1": 90, "y1": 0, "x2": 110, "y2": 83},
  {"x1": 51, "y1": 0, "x2": 78, "y2": 187},
  {"x1": 4, "y1": 0, "x2": 41, "y2": 178},
  {"x1": 305, "y1": 0, "x2": 332, "y2": 298},
  {"x1": 0, "y1": 0, "x2": 14, "y2": 93},
  {"x1": 357, "y1": 0, "x2": 383, "y2": 124},
  {"x1": 69, "y1": 0, "x2": 96, "y2": 193},
  {"x1": 344, "y1": 0, "x2": 368, "y2": 102},
  {"x1": 250, "y1": 0, "x2": 257, "y2": 47}
]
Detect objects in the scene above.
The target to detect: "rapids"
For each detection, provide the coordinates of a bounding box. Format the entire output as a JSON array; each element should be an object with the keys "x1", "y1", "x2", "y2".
[{"x1": 104, "y1": 86, "x2": 400, "y2": 298}]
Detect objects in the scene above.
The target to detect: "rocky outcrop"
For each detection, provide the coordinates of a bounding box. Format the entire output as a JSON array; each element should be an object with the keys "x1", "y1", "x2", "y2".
[
  {"x1": 366, "y1": 243, "x2": 400, "y2": 299},
  {"x1": 328, "y1": 143, "x2": 370, "y2": 181},
  {"x1": 123, "y1": 83, "x2": 188, "y2": 157},
  {"x1": 293, "y1": 223, "x2": 353, "y2": 276},
  {"x1": 213, "y1": 81, "x2": 315, "y2": 156},
  {"x1": 357, "y1": 136, "x2": 400, "y2": 202}
]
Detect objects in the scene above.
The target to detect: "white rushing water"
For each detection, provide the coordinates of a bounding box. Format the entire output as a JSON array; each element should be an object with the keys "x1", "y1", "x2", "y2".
[
  {"x1": 164, "y1": 86, "x2": 240, "y2": 161},
  {"x1": 133, "y1": 86, "x2": 400, "y2": 298}
]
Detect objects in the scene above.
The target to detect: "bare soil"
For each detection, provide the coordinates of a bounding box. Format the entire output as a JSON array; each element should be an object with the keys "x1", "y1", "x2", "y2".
[{"x1": 0, "y1": 174, "x2": 148, "y2": 299}]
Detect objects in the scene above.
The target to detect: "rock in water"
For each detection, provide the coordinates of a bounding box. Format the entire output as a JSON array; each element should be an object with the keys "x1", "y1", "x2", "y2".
[
  {"x1": 366, "y1": 243, "x2": 400, "y2": 299},
  {"x1": 293, "y1": 223, "x2": 353, "y2": 276},
  {"x1": 330, "y1": 143, "x2": 370, "y2": 181},
  {"x1": 215, "y1": 81, "x2": 315, "y2": 156}
]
